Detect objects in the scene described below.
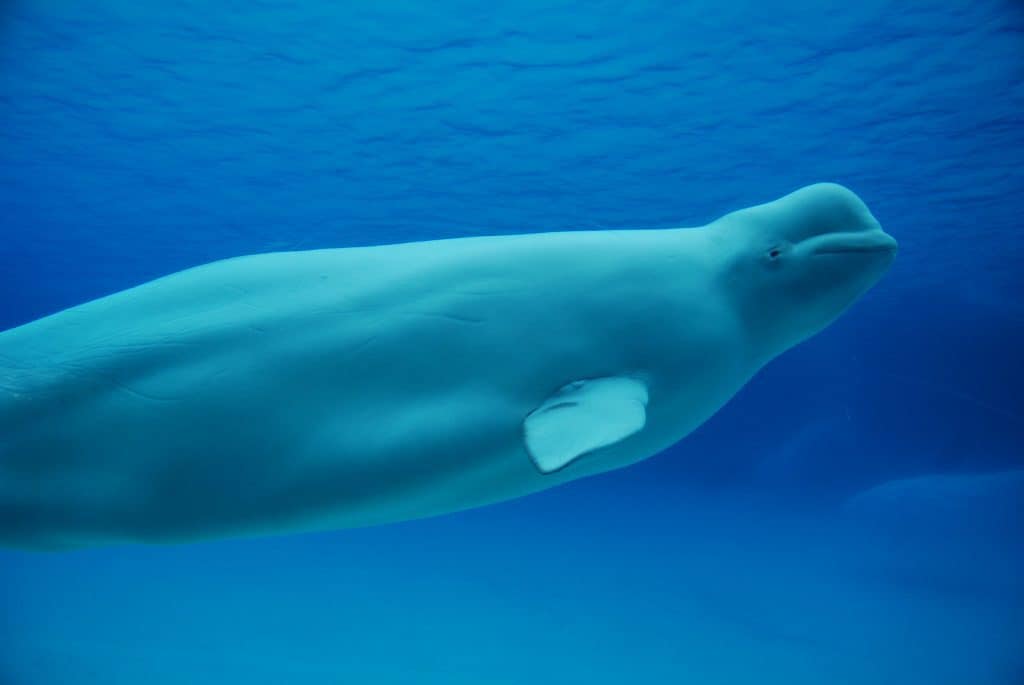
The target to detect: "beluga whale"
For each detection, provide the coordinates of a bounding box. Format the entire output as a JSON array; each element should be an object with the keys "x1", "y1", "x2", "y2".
[{"x1": 0, "y1": 183, "x2": 896, "y2": 548}]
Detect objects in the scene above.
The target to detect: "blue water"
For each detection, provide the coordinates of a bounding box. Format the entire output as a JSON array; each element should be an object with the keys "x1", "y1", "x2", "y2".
[{"x1": 1, "y1": 1, "x2": 1023, "y2": 682}]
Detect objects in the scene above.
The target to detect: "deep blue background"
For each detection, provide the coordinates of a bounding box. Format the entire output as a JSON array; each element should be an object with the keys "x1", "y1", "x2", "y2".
[{"x1": 1, "y1": 1, "x2": 1022, "y2": 683}]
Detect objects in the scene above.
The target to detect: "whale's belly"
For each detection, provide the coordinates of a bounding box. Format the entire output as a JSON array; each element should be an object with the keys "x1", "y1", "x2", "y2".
[
  {"x1": 0, "y1": 308, "x2": 533, "y2": 543},
  {"x1": 0, "y1": 339, "x2": 530, "y2": 546}
]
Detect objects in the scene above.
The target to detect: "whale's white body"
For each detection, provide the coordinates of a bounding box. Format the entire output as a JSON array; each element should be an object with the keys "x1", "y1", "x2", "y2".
[{"x1": 0, "y1": 184, "x2": 896, "y2": 548}]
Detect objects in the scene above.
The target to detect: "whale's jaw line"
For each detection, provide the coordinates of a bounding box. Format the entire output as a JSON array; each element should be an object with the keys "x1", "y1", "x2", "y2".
[{"x1": 807, "y1": 229, "x2": 898, "y2": 257}]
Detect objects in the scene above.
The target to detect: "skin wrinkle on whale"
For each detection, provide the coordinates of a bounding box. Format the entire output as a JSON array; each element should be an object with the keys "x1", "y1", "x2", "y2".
[{"x1": 0, "y1": 183, "x2": 896, "y2": 548}]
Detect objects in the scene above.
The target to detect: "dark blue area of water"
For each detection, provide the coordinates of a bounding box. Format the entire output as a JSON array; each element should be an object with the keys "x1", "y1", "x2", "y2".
[{"x1": 1, "y1": 1, "x2": 1022, "y2": 682}]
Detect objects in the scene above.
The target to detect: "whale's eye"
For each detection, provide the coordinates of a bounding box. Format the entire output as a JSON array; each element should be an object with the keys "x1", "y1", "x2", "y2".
[{"x1": 763, "y1": 242, "x2": 790, "y2": 265}]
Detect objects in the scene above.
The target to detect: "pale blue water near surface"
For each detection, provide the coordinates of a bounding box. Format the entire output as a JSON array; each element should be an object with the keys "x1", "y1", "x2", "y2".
[{"x1": 1, "y1": 1, "x2": 1023, "y2": 683}]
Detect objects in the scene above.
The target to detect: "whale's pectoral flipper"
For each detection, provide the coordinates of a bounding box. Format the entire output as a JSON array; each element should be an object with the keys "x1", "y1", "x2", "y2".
[{"x1": 523, "y1": 376, "x2": 649, "y2": 474}]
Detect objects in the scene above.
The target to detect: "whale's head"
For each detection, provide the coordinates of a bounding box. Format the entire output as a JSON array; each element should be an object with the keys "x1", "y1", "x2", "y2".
[{"x1": 714, "y1": 183, "x2": 897, "y2": 362}]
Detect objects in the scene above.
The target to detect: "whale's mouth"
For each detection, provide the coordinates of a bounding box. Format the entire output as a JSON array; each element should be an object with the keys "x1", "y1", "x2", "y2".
[{"x1": 808, "y1": 230, "x2": 898, "y2": 256}]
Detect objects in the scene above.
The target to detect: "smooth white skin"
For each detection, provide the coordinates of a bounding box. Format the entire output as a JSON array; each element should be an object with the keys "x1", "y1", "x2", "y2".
[{"x1": 0, "y1": 183, "x2": 896, "y2": 548}]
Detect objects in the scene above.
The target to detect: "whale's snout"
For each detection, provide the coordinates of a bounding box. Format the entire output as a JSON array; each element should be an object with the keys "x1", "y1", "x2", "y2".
[{"x1": 805, "y1": 227, "x2": 898, "y2": 281}]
